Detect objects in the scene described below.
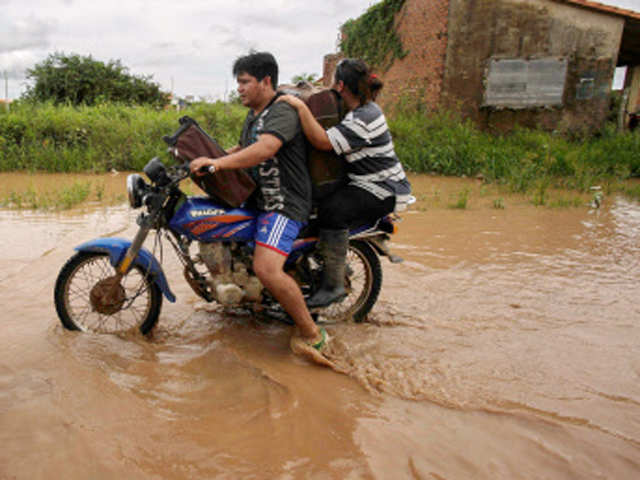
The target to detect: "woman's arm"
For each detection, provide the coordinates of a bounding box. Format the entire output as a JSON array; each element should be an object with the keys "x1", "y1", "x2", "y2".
[{"x1": 277, "y1": 95, "x2": 333, "y2": 151}]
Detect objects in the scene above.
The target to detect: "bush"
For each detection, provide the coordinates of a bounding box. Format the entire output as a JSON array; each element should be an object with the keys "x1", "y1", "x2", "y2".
[
  {"x1": 1, "y1": 100, "x2": 638, "y2": 198},
  {"x1": 387, "y1": 109, "x2": 640, "y2": 192},
  {"x1": 0, "y1": 101, "x2": 246, "y2": 172},
  {"x1": 22, "y1": 52, "x2": 169, "y2": 107}
]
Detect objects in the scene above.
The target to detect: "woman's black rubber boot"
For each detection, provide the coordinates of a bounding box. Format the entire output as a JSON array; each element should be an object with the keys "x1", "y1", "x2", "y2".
[{"x1": 307, "y1": 229, "x2": 349, "y2": 308}]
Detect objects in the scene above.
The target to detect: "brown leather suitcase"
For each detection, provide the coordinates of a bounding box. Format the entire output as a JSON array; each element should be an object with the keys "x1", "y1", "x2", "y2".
[
  {"x1": 278, "y1": 83, "x2": 346, "y2": 200},
  {"x1": 163, "y1": 116, "x2": 256, "y2": 208}
]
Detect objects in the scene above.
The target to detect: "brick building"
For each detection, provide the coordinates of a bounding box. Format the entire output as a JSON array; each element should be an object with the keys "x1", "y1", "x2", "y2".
[{"x1": 324, "y1": 0, "x2": 640, "y2": 132}]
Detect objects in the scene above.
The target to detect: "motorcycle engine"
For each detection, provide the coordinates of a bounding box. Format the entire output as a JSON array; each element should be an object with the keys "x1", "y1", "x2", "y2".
[{"x1": 198, "y1": 242, "x2": 263, "y2": 305}]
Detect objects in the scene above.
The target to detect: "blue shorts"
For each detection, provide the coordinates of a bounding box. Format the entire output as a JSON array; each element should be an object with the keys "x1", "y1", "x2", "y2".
[{"x1": 254, "y1": 212, "x2": 303, "y2": 257}]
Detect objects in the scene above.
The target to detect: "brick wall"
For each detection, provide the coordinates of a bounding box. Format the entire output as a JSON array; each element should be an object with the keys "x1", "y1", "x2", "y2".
[
  {"x1": 322, "y1": 53, "x2": 344, "y2": 87},
  {"x1": 377, "y1": 0, "x2": 451, "y2": 110}
]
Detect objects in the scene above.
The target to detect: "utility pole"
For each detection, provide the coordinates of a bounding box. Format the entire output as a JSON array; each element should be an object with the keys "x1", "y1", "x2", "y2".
[{"x1": 2, "y1": 71, "x2": 8, "y2": 111}]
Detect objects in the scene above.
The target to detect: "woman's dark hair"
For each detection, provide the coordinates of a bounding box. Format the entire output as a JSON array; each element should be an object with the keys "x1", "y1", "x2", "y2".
[
  {"x1": 232, "y1": 51, "x2": 279, "y2": 88},
  {"x1": 334, "y1": 58, "x2": 383, "y2": 104}
]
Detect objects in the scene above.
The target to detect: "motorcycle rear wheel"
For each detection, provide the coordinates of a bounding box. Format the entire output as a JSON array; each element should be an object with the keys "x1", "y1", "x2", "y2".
[
  {"x1": 54, "y1": 252, "x2": 162, "y2": 334},
  {"x1": 317, "y1": 240, "x2": 382, "y2": 323}
]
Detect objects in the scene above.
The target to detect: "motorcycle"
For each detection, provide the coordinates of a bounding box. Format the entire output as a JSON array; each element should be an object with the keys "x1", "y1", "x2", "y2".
[{"x1": 53, "y1": 156, "x2": 406, "y2": 335}]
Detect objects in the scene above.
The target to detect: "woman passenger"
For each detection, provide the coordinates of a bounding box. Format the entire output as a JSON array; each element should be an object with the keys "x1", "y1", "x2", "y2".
[{"x1": 278, "y1": 58, "x2": 412, "y2": 308}]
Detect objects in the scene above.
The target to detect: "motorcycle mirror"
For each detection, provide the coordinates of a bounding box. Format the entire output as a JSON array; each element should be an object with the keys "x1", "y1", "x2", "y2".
[{"x1": 143, "y1": 157, "x2": 171, "y2": 186}]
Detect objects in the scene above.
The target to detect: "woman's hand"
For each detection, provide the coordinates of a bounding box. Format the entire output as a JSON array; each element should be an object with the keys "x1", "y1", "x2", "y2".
[
  {"x1": 190, "y1": 156, "x2": 215, "y2": 176},
  {"x1": 277, "y1": 94, "x2": 332, "y2": 151},
  {"x1": 276, "y1": 94, "x2": 305, "y2": 111}
]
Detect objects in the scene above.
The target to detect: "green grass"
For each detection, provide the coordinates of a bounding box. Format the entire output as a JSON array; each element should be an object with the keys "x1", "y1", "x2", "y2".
[
  {"x1": 388, "y1": 109, "x2": 640, "y2": 198},
  {"x1": 619, "y1": 183, "x2": 640, "y2": 201},
  {"x1": 0, "y1": 101, "x2": 245, "y2": 173},
  {"x1": 1, "y1": 101, "x2": 639, "y2": 206},
  {"x1": 448, "y1": 188, "x2": 470, "y2": 209},
  {"x1": 492, "y1": 198, "x2": 505, "y2": 209},
  {"x1": 548, "y1": 196, "x2": 584, "y2": 208},
  {"x1": 1, "y1": 180, "x2": 92, "y2": 210}
]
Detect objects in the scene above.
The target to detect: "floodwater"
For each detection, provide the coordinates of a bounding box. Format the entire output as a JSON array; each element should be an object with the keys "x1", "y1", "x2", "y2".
[{"x1": 1, "y1": 172, "x2": 639, "y2": 479}]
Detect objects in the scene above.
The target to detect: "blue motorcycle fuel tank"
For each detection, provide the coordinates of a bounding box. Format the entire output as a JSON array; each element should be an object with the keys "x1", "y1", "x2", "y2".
[{"x1": 169, "y1": 197, "x2": 257, "y2": 242}]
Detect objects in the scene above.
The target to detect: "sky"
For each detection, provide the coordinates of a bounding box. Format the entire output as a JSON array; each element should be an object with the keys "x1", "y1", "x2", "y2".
[
  {"x1": 1, "y1": 0, "x2": 639, "y2": 100},
  {"x1": 0, "y1": 0, "x2": 377, "y2": 100}
]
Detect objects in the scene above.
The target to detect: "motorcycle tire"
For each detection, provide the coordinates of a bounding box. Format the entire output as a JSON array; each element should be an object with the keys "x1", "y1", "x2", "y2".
[
  {"x1": 54, "y1": 252, "x2": 162, "y2": 335},
  {"x1": 318, "y1": 240, "x2": 382, "y2": 323}
]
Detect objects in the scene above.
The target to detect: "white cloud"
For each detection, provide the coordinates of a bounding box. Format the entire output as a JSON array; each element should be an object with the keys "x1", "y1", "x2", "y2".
[
  {"x1": 0, "y1": 51, "x2": 40, "y2": 78},
  {"x1": 0, "y1": 15, "x2": 55, "y2": 53}
]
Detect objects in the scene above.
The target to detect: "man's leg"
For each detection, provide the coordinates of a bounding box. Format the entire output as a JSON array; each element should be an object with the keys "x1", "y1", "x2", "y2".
[
  {"x1": 252, "y1": 245, "x2": 319, "y2": 340},
  {"x1": 252, "y1": 212, "x2": 320, "y2": 342}
]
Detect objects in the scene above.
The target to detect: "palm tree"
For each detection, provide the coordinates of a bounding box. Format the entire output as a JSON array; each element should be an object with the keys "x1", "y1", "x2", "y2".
[{"x1": 291, "y1": 72, "x2": 319, "y2": 84}]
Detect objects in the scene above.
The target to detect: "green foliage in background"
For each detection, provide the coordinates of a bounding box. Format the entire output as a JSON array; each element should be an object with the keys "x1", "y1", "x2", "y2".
[
  {"x1": 291, "y1": 73, "x2": 319, "y2": 84},
  {"x1": 1, "y1": 99, "x2": 638, "y2": 200},
  {"x1": 22, "y1": 52, "x2": 170, "y2": 107},
  {"x1": 389, "y1": 109, "x2": 640, "y2": 193},
  {"x1": 340, "y1": 0, "x2": 407, "y2": 71},
  {"x1": 0, "y1": 101, "x2": 246, "y2": 172}
]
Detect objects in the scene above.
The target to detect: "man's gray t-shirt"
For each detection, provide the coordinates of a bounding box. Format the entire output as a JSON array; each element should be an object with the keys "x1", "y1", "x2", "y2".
[{"x1": 240, "y1": 99, "x2": 311, "y2": 223}]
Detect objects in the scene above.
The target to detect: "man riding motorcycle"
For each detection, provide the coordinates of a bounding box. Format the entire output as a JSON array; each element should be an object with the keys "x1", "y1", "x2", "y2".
[{"x1": 189, "y1": 51, "x2": 328, "y2": 354}]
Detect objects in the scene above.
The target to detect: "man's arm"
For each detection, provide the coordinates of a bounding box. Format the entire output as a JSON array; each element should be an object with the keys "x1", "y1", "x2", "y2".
[
  {"x1": 226, "y1": 144, "x2": 242, "y2": 154},
  {"x1": 190, "y1": 134, "x2": 282, "y2": 175}
]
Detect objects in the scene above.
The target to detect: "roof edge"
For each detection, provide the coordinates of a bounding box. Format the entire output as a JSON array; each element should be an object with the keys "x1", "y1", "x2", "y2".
[{"x1": 553, "y1": 0, "x2": 640, "y2": 20}]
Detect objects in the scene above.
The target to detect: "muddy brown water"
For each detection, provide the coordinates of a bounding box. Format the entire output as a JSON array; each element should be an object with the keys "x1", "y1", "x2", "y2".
[{"x1": 1, "y1": 172, "x2": 639, "y2": 479}]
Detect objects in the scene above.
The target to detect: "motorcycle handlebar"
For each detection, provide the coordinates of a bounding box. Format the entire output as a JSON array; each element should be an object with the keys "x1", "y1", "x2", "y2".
[{"x1": 198, "y1": 165, "x2": 216, "y2": 175}]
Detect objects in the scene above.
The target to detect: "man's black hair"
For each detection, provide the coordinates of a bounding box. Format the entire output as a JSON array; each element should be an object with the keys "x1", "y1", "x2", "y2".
[{"x1": 232, "y1": 51, "x2": 279, "y2": 88}]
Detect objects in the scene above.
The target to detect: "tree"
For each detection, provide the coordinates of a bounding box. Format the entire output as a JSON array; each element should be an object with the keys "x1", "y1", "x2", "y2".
[
  {"x1": 227, "y1": 89, "x2": 243, "y2": 105},
  {"x1": 291, "y1": 72, "x2": 319, "y2": 85},
  {"x1": 22, "y1": 52, "x2": 169, "y2": 107}
]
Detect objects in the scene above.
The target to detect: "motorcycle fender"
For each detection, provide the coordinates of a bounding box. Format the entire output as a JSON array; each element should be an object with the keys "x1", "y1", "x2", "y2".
[{"x1": 75, "y1": 237, "x2": 176, "y2": 303}]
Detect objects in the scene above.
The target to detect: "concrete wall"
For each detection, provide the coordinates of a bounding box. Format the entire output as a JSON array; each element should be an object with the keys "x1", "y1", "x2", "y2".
[{"x1": 442, "y1": 0, "x2": 625, "y2": 132}]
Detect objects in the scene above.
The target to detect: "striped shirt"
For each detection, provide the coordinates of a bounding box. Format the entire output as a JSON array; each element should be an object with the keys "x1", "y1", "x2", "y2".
[{"x1": 326, "y1": 102, "x2": 411, "y2": 211}]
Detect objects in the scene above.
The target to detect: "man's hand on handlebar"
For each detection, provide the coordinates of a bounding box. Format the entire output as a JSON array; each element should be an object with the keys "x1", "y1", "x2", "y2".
[{"x1": 190, "y1": 157, "x2": 217, "y2": 176}]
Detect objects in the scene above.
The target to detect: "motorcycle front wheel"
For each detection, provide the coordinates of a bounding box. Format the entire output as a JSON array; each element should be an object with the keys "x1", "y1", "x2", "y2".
[
  {"x1": 54, "y1": 252, "x2": 162, "y2": 334},
  {"x1": 317, "y1": 240, "x2": 382, "y2": 323}
]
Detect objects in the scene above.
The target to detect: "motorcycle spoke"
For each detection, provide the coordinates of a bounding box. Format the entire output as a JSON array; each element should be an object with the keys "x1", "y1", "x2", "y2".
[
  {"x1": 74, "y1": 304, "x2": 92, "y2": 319},
  {"x1": 68, "y1": 288, "x2": 89, "y2": 302},
  {"x1": 95, "y1": 312, "x2": 111, "y2": 332},
  {"x1": 127, "y1": 306, "x2": 143, "y2": 324},
  {"x1": 94, "y1": 258, "x2": 113, "y2": 277}
]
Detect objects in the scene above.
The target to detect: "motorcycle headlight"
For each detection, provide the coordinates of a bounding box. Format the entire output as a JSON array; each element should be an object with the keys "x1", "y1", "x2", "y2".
[{"x1": 126, "y1": 174, "x2": 147, "y2": 208}]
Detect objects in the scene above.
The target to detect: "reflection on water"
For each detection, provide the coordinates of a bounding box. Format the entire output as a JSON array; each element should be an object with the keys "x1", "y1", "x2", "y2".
[{"x1": 1, "y1": 175, "x2": 639, "y2": 479}]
